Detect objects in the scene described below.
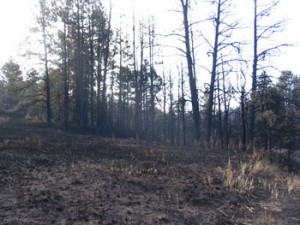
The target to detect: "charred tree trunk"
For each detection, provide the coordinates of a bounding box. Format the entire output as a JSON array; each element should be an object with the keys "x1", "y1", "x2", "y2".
[
  {"x1": 88, "y1": 15, "x2": 95, "y2": 127},
  {"x1": 180, "y1": 0, "x2": 201, "y2": 143},
  {"x1": 101, "y1": 1, "x2": 112, "y2": 133},
  {"x1": 180, "y1": 66, "x2": 187, "y2": 145},
  {"x1": 118, "y1": 25, "x2": 123, "y2": 131},
  {"x1": 240, "y1": 86, "x2": 247, "y2": 151},
  {"x1": 96, "y1": 43, "x2": 103, "y2": 133},
  {"x1": 217, "y1": 73, "x2": 223, "y2": 148},
  {"x1": 39, "y1": 0, "x2": 52, "y2": 127},
  {"x1": 75, "y1": 1, "x2": 85, "y2": 127},
  {"x1": 63, "y1": 19, "x2": 69, "y2": 130},
  {"x1": 250, "y1": 0, "x2": 258, "y2": 145},
  {"x1": 207, "y1": 0, "x2": 222, "y2": 143},
  {"x1": 132, "y1": 13, "x2": 140, "y2": 139},
  {"x1": 163, "y1": 72, "x2": 167, "y2": 143},
  {"x1": 149, "y1": 19, "x2": 155, "y2": 141},
  {"x1": 169, "y1": 74, "x2": 175, "y2": 145}
]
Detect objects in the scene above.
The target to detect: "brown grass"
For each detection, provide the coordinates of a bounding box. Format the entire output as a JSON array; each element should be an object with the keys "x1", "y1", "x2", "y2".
[
  {"x1": 217, "y1": 160, "x2": 255, "y2": 194},
  {"x1": 287, "y1": 175, "x2": 300, "y2": 194}
]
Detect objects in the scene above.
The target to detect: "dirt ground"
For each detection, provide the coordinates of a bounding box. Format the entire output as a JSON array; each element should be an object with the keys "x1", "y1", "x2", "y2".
[{"x1": 0, "y1": 121, "x2": 300, "y2": 225}]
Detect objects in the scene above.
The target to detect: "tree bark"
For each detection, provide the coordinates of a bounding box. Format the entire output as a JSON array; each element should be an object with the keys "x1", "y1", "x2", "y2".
[
  {"x1": 149, "y1": 19, "x2": 155, "y2": 141},
  {"x1": 207, "y1": 0, "x2": 222, "y2": 143},
  {"x1": 63, "y1": 18, "x2": 69, "y2": 130},
  {"x1": 101, "y1": 0, "x2": 112, "y2": 133},
  {"x1": 39, "y1": 0, "x2": 52, "y2": 127},
  {"x1": 75, "y1": 0, "x2": 85, "y2": 127},
  {"x1": 89, "y1": 14, "x2": 95, "y2": 127},
  {"x1": 180, "y1": 0, "x2": 201, "y2": 142},
  {"x1": 180, "y1": 66, "x2": 187, "y2": 145},
  {"x1": 250, "y1": 0, "x2": 258, "y2": 144},
  {"x1": 163, "y1": 72, "x2": 167, "y2": 143}
]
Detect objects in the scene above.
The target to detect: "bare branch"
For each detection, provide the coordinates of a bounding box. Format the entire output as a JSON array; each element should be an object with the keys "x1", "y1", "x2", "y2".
[
  {"x1": 199, "y1": 31, "x2": 213, "y2": 48},
  {"x1": 257, "y1": 43, "x2": 291, "y2": 61}
]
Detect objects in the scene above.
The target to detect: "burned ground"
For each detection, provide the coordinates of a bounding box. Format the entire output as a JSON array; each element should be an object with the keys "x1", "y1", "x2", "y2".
[{"x1": 0, "y1": 122, "x2": 300, "y2": 224}]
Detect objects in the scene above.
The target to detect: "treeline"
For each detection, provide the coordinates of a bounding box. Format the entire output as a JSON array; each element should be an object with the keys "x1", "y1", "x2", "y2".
[{"x1": 0, "y1": 0, "x2": 299, "y2": 151}]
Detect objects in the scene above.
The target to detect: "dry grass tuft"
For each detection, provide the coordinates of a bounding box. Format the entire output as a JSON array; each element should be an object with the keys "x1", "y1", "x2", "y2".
[
  {"x1": 218, "y1": 150, "x2": 300, "y2": 203},
  {"x1": 287, "y1": 175, "x2": 300, "y2": 194},
  {"x1": 0, "y1": 116, "x2": 10, "y2": 124},
  {"x1": 1, "y1": 135, "x2": 45, "y2": 150},
  {"x1": 217, "y1": 161, "x2": 255, "y2": 194},
  {"x1": 251, "y1": 158, "x2": 279, "y2": 176},
  {"x1": 217, "y1": 151, "x2": 284, "y2": 196}
]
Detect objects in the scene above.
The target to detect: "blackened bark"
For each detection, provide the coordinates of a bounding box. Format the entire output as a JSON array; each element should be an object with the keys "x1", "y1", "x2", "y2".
[
  {"x1": 132, "y1": 16, "x2": 140, "y2": 139},
  {"x1": 101, "y1": 1, "x2": 112, "y2": 133},
  {"x1": 207, "y1": 0, "x2": 221, "y2": 142},
  {"x1": 63, "y1": 20, "x2": 69, "y2": 130},
  {"x1": 180, "y1": 0, "x2": 201, "y2": 142},
  {"x1": 180, "y1": 66, "x2": 187, "y2": 145},
  {"x1": 241, "y1": 86, "x2": 247, "y2": 151},
  {"x1": 250, "y1": 0, "x2": 258, "y2": 144},
  {"x1": 169, "y1": 74, "x2": 175, "y2": 145},
  {"x1": 149, "y1": 20, "x2": 155, "y2": 141},
  {"x1": 76, "y1": 1, "x2": 84, "y2": 127},
  {"x1": 89, "y1": 15, "x2": 95, "y2": 127},
  {"x1": 163, "y1": 72, "x2": 167, "y2": 143},
  {"x1": 40, "y1": 0, "x2": 52, "y2": 127}
]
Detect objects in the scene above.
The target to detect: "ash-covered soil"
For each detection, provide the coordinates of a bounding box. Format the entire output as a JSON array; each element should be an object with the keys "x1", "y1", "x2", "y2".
[{"x1": 0, "y1": 122, "x2": 300, "y2": 224}]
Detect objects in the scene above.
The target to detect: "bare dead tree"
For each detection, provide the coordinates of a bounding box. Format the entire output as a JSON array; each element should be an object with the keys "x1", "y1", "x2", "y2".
[
  {"x1": 205, "y1": 0, "x2": 239, "y2": 143},
  {"x1": 249, "y1": 0, "x2": 288, "y2": 144},
  {"x1": 180, "y1": 0, "x2": 201, "y2": 142}
]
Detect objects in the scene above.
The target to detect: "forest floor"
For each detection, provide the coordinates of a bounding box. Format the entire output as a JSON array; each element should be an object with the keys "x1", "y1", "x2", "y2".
[{"x1": 1, "y1": 120, "x2": 300, "y2": 225}]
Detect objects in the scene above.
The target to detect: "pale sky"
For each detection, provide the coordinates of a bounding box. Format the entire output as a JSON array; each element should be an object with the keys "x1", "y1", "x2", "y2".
[
  {"x1": 0, "y1": 0, "x2": 300, "y2": 78},
  {"x1": 0, "y1": 0, "x2": 36, "y2": 64}
]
